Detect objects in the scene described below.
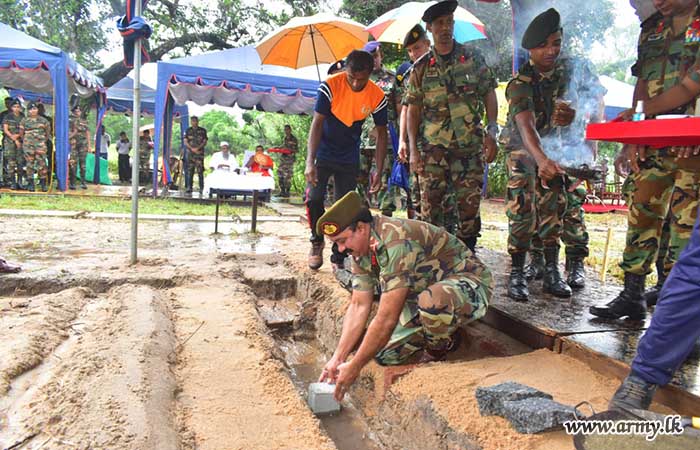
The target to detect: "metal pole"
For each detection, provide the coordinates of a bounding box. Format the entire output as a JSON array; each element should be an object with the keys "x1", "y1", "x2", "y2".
[
  {"x1": 309, "y1": 26, "x2": 321, "y2": 82},
  {"x1": 130, "y1": 0, "x2": 143, "y2": 264}
]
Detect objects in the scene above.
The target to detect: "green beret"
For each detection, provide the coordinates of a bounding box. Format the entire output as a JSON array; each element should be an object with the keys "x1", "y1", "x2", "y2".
[
  {"x1": 422, "y1": 0, "x2": 457, "y2": 24},
  {"x1": 316, "y1": 191, "x2": 364, "y2": 237},
  {"x1": 403, "y1": 24, "x2": 427, "y2": 47},
  {"x1": 521, "y1": 8, "x2": 561, "y2": 50}
]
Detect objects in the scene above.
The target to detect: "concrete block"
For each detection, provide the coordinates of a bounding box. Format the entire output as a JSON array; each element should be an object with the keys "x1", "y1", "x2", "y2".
[
  {"x1": 308, "y1": 382, "x2": 340, "y2": 415},
  {"x1": 502, "y1": 397, "x2": 575, "y2": 434},
  {"x1": 475, "y1": 381, "x2": 552, "y2": 416}
]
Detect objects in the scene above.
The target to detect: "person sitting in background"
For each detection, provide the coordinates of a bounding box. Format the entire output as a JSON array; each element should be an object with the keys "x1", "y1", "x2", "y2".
[
  {"x1": 0, "y1": 257, "x2": 21, "y2": 274},
  {"x1": 209, "y1": 141, "x2": 239, "y2": 173},
  {"x1": 246, "y1": 145, "x2": 273, "y2": 176}
]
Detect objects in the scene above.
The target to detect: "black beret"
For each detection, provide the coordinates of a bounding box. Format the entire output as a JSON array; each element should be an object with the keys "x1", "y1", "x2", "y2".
[
  {"x1": 422, "y1": 0, "x2": 457, "y2": 24},
  {"x1": 403, "y1": 24, "x2": 427, "y2": 47},
  {"x1": 9, "y1": 99, "x2": 20, "y2": 107},
  {"x1": 27, "y1": 102, "x2": 38, "y2": 110},
  {"x1": 327, "y1": 59, "x2": 346, "y2": 76},
  {"x1": 521, "y1": 8, "x2": 562, "y2": 50}
]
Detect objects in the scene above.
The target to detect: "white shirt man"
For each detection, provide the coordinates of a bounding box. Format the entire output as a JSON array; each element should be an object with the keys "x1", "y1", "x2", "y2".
[{"x1": 209, "y1": 141, "x2": 239, "y2": 172}]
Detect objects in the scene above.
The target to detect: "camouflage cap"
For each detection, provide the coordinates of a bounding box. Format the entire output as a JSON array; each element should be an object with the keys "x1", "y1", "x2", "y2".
[
  {"x1": 403, "y1": 24, "x2": 427, "y2": 47},
  {"x1": 316, "y1": 191, "x2": 363, "y2": 237},
  {"x1": 422, "y1": 0, "x2": 457, "y2": 24},
  {"x1": 521, "y1": 8, "x2": 561, "y2": 50}
]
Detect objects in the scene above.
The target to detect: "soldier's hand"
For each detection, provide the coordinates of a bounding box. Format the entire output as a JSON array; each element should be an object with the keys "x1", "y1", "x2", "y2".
[
  {"x1": 333, "y1": 361, "x2": 360, "y2": 402},
  {"x1": 552, "y1": 104, "x2": 576, "y2": 127},
  {"x1": 614, "y1": 151, "x2": 630, "y2": 177},
  {"x1": 482, "y1": 135, "x2": 498, "y2": 164},
  {"x1": 670, "y1": 145, "x2": 700, "y2": 159},
  {"x1": 398, "y1": 141, "x2": 408, "y2": 163},
  {"x1": 409, "y1": 150, "x2": 424, "y2": 176},
  {"x1": 624, "y1": 144, "x2": 645, "y2": 174},
  {"x1": 369, "y1": 170, "x2": 382, "y2": 194},
  {"x1": 537, "y1": 158, "x2": 564, "y2": 182},
  {"x1": 304, "y1": 163, "x2": 318, "y2": 186},
  {"x1": 616, "y1": 108, "x2": 635, "y2": 122}
]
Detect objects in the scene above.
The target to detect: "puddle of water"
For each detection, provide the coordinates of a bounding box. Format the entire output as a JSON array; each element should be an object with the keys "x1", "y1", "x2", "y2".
[
  {"x1": 278, "y1": 340, "x2": 383, "y2": 450},
  {"x1": 168, "y1": 222, "x2": 279, "y2": 255}
]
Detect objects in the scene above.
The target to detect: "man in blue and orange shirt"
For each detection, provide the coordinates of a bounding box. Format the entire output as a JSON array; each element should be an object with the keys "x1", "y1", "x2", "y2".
[{"x1": 305, "y1": 49, "x2": 388, "y2": 270}]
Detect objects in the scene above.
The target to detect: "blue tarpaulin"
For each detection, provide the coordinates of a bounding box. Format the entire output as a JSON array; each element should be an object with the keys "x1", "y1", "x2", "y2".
[
  {"x1": 152, "y1": 46, "x2": 321, "y2": 190},
  {"x1": 0, "y1": 22, "x2": 104, "y2": 191}
]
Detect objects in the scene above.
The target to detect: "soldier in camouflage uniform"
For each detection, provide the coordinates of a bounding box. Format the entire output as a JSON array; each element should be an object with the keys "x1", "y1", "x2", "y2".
[
  {"x1": 357, "y1": 41, "x2": 401, "y2": 215},
  {"x1": 69, "y1": 106, "x2": 90, "y2": 189},
  {"x1": 184, "y1": 116, "x2": 208, "y2": 194},
  {"x1": 2, "y1": 100, "x2": 23, "y2": 189},
  {"x1": 406, "y1": 0, "x2": 499, "y2": 252},
  {"x1": 138, "y1": 130, "x2": 153, "y2": 183},
  {"x1": 502, "y1": 8, "x2": 577, "y2": 301},
  {"x1": 0, "y1": 97, "x2": 13, "y2": 187},
  {"x1": 590, "y1": 0, "x2": 700, "y2": 320},
  {"x1": 20, "y1": 102, "x2": 50, "y2": 192},
  {"x1": 316, "y1": 192, "x2": 491, "y2": 399},
  {"x1": 277, "y1": 124, "x2": 298, "y2": 197}
]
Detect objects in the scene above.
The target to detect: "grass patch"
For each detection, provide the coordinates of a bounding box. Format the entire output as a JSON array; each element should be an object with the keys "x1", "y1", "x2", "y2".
[{"x1": 0, "y1": 194, "x2": 278, "y2": 217}]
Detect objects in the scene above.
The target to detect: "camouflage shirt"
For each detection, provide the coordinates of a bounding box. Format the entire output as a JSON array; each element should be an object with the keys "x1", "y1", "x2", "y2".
[
  {"x1": 185, "y1": 126, "x2": 208, "y2": 151},
  {"x1": 2, "y1": 113, "x2": 22, "y2": 139},
  {"x1": 635, "y1": 8, "x2": 700, "y2": 115},
  {"x1": 502, "y1": 58, "x2": 572, "y2": 151},
  {"x1": 351, "y1": 215, "x2": 492, "y2": 303},
  {"x1": 360, "y1": 67, "x2": 399, "y2": 149},
  {"x1": 20, "y1": 116, "x2": 50, "y2": 143},
  {"x1": 405, "y1": 42, "x2": 497, "y2": 150},
  {"x1": 70, "y1": 115, "x2": 89, "y2": 145},
  {"x1": 280, "y1": 133, "x2": 298, "y2": 165}
]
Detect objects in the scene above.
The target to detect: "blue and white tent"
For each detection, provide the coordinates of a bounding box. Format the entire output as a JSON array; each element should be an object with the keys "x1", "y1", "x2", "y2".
[
  {"x1": 0, "y1": 22, "x2": 105, "y2": 191},
  {"x1": 152, "y1": 46, "x2": 321, "y2": 188}
]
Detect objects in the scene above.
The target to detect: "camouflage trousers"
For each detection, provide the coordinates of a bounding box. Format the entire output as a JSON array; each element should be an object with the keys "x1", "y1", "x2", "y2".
[
  {"x1": 531, "y1": 178, "x2": 589, "y2": 258},
  {"x1": 357, "y1": 147, "x2": 400, "y2": 214},
  {"x1": 2, "y1": 138, "x2": 21, "y2": 183},
  {"x1": 374, "y1": 275, "x2": 489, "y2": 365},
  {"x1": 187, "y1": 152, "x2": 204, "y2": 190},
  {"x1": 24, "y1": 143, "x2": 48, "y2": 182},
  {"x1": 419, "y1": 143, "x2": 483, "y2": 240},
  {"x1": 277, "y1": 158, "x2": 294, "y2": 195},
  {"x1": 69, "y1": 143, "x2": 87, "y2": 183},
  {"x1": 619, "y1": 152, "x2": 700, "y2": 276},
  {"x1": 506, "y1": 149, "x2": 567, "y2": 255}
]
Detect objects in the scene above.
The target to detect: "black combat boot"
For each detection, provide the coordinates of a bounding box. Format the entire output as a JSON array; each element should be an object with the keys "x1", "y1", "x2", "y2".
[
  {"x1": 566, "y1": 256, "x2": 586, "y2": 290},
  {"x1": 69, "y1": 171, "x2": 77, "y2": 190},
  {"x1": 609, "y1": 374, "x2": 657, "y2": 411},
  {"x1": 542, "y1": 247, "x2": 572, "y2": 298},
  {"x1": 462, "y1": 237, "x2": 477, "y2": 253},
  {"x1": 644, "y1": 260, "x2": 667, "y2": 307},
  {"x1": 508, "y1": 253, "x2": 529, "y2": 301},
  {"x1": 39, "y1": 179, "x2": 47, "y2": 192},
  {"x1": 524, "y1": 250, "x2": 545, "y2": 281},
  {"x1": 589, "y1": 272, "x2": 646, "y2": 320},
  {"x1": 27, "y1": 180, "x2": 35, "y2": 192},
  {"x1": 185, "y1": 171, "x2": 194, "y2": 194}
]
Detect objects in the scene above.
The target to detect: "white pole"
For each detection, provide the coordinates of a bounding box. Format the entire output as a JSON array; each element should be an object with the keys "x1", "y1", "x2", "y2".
[{"x1": 130, "y1": 0, "x2": 143, "y2": 265}]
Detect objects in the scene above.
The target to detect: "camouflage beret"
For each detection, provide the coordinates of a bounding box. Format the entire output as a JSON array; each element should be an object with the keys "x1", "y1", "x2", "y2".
[
  {"x1": 521, "y1": 8, "x2": 562, "y2": 50},
  {"x1": 316, "y1": 191, "x2": 364, "y2": 237},
  {"x1": 422, "y1": 0, "x2": 457, "y2": 24},
  {"x1": 403, "y1": 24, "x2": 427, "y2": 47}
]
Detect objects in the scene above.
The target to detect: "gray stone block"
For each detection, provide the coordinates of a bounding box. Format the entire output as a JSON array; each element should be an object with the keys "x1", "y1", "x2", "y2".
[
  {"x1": 502, "y1": 397, "x2": 575, "y2": 434},
  {"x1": 475, "y1": 381, "x2": 552, "y2": 416},
  {"x1": 308, "y1": 382, "x2": 340, "y2": 415}
]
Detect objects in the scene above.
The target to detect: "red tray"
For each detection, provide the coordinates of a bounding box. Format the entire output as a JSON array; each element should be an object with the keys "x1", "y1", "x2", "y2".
[{"x1": 586, "y1": 117, "x2": 700, "y2": 148}]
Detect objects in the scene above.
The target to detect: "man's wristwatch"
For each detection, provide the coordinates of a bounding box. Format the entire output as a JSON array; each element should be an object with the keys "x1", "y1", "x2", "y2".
[{"x1": 486, "y1": 122, "x2": 499, "y2": 139}]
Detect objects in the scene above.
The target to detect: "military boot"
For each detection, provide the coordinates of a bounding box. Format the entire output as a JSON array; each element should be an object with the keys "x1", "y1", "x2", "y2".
[
  {"x1": 609, "y1": 374, "x2": 657, "y2": 411},
  {"x1": 308, "y1": 240, "x2": 324, "y2": 270},
  {"x1": 542, "y1": 247, "x2": 572, "y2": 298},
  {"x1": 524, "y1": 250, "x2": 545, "y2": 281},
  {"x1": 589, "y1": 272, "x2": 646, "y2": 320},
  {"x1": 462, "y1": 236, "x2": 477, "y2": 253},
  {"x1": 566, "y1": 256, "x2": 586, "y2": 290},
  {"x1": 69, "y1": 171, "x2": 77, "y2": 190},
  {"x1": 644, "y1": 260, "x2": 667, "y2": 307},
  {"x1": 508, "y1": 253, "x2": 529, "y2": 301},
  {"x1": 39, "y1": 179, "x2": 47, "y2": 192},
  {"x1": 27, "y1": 180, "x2": 35, "y2": 192},
  {"x1": 80, "y1": 181, "x2": 87, "y2": 189}
]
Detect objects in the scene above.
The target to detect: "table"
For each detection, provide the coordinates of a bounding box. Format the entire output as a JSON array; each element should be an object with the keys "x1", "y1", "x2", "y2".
[
  {"x1": 586, "y1": 117, "x2": 700, "y2": 147},
  {"x1": 211, "y1": 188, "x2": 268, "y2": 233}
]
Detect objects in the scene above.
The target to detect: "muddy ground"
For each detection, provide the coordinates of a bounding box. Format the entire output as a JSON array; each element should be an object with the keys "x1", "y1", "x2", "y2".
[{"x1": 0, "y1": 214, "x2": 683, "y2": 449}]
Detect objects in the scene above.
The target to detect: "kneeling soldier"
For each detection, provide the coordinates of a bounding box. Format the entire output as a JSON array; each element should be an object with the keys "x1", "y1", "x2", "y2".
[{"x1": 318, "y1": 191, "x2": 492, "y2": 401}]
